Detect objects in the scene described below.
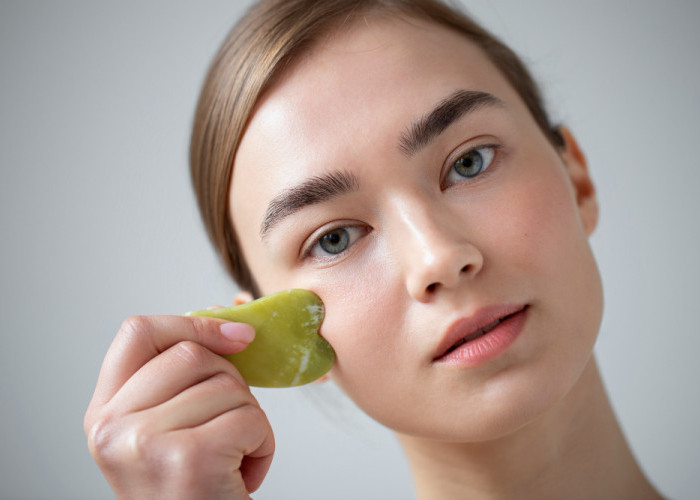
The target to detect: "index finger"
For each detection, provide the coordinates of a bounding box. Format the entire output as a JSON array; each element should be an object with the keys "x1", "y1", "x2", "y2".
[{"x1": 89, "y1": 315, "x2": 254, "y2": 408}]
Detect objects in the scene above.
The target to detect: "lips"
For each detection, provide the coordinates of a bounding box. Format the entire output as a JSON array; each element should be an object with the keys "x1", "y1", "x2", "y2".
[{"x1": 433, "y1": 304, "x2": 528, "y2": 361}]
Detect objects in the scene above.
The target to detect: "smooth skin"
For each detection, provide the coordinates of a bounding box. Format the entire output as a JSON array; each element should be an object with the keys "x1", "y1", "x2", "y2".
[
  {"x1": 230, "y1": 15, "x2": 661, "y2": 500},
  {"x1": 232, "y1": 16, "x2": 602, "y2": 441},
  {"x1": 85, "y1": 13, "x2": 662, "y2": 500}
]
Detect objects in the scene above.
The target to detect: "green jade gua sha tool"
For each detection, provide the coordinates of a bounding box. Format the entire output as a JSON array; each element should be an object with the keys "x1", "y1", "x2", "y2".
[{"x1": 185, "y1": 289, "x2": 334, "y2": 387}]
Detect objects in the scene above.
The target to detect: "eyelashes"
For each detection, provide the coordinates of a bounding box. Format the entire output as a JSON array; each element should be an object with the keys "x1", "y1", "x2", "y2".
[
  {"x1": 301, "y1": 142, "x2": 502, "y2": 262},
  {"x1": 304, "y1": 224, "x2": 370, "y2": 259},
  {"x1": 441, "y1": 144, "x2": 498, "y2": 189}
]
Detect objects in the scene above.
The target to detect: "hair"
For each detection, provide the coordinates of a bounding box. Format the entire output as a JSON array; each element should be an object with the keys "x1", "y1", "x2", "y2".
[{"x1": 190, "y1": 0, "x2": 563, "y2": 297}]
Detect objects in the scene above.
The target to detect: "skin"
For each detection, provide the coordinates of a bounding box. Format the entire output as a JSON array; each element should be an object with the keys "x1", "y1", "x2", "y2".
[
  {"x1": 84, "y1": 14, "x2": 662, "y2": 500},
  {"x1": 84, "y1": 314, "x2": 274, "y2": 498},
  {"x1": 230, "y1": 15, "x2": 661, "y2": 500},
  {"x1": 233, "y1": 16, "x2": 601, "y2": 439}
]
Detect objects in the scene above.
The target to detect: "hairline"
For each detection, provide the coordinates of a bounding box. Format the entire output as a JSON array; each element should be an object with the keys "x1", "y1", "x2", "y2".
[{"x1": 192, "y1": 0, "x2": 562, "y2": 297}]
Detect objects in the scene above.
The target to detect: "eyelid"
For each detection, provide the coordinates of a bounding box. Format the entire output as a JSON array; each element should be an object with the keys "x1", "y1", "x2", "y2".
[
  {"x1": 440, "y1": 140, "x2": 501, "y2": 189},
  {"x1": 301, "y1": 222, "x2": 369, "y2": 261}
]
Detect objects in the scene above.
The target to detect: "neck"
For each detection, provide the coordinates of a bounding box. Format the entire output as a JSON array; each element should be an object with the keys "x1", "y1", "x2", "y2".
[{"x1": 397, "y1": 357, "x2": 661, "y2": 500}]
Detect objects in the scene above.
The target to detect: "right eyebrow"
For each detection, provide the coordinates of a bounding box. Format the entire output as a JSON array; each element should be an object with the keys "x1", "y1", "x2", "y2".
[{"x1": 260, "y1": 170, "x2": 359, "y2": 239}]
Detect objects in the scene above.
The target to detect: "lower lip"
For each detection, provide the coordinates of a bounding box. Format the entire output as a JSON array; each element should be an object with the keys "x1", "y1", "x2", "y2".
[{"x1": 434, "y1": 307, "x2": 528, "y2": 367}]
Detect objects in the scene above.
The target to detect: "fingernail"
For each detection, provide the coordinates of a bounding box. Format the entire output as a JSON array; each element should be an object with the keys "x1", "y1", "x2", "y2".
[{"x1": 220, "y1": 322, "x2": 255, "y2": 343}]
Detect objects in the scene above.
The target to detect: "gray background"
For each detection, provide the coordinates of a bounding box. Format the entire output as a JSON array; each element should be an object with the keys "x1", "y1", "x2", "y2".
[{"x1": 1, "y1": 1, "x2": 699, "y2": 499}]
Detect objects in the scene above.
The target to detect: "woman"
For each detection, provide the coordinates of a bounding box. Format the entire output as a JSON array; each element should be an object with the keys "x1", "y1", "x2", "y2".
[{"x1": 84, "y1": 1, "x2": 664, "y2": 498}]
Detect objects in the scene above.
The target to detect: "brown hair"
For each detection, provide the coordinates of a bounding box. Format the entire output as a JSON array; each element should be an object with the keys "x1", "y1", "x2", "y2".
[{"x1": 190, "y1": 0, "x2": 563, "y2": 297}]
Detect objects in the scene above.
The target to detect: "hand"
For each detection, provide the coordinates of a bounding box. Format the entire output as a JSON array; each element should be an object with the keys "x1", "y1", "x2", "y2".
[{"x1": 84, "y1": 314, "x2": 274, "y2": 499}]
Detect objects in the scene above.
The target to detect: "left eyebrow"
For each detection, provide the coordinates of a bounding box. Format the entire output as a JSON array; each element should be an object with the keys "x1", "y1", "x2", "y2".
[{"x1": 399, "y1": 90, "x2": 503, "y2": 156}]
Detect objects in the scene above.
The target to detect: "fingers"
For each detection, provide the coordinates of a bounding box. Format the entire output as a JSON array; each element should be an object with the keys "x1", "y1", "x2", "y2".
[
  {"x1": 117, "y1": 391, "x2": 274, "y2": 495},
  {"x1": 108, "y1": 341, "x2": 250, "y2": 413},
  {"x1": 89, "y1": 403, "x2": 273, "y2": 499},
  {"x1": 191, "y1": 404, "x2": 275, "y2": 493},
  {"x1": 84, "y1": 312, "x2": 274, "y2": 498},
  {"x1": 90, "y1": 315, "x2": 254, "y2": 408},
  {"x1": 142, "y1": 372, "x2": 257, "y2": 431}
]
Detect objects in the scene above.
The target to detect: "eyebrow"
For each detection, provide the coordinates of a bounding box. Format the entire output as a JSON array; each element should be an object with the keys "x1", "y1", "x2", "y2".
[
  {"x1": 260, "y1": 170, "x2": 359, "y2": 238},
  {"x1": 399, "y1": 90, "x2": 503, "y2": 156}
]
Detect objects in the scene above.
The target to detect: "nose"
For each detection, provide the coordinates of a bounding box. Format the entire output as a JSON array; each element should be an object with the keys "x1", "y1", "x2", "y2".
[{"x1": 393, "y1": 200, "x2": 484, "y2": 303}]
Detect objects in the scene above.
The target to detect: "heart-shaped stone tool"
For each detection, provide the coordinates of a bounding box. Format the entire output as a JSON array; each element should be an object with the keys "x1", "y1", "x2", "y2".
[{"x1": 185, "y1": 289, "x2": 334, "y2": 387}]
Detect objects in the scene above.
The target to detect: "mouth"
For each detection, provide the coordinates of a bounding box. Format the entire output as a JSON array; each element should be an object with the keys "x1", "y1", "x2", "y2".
[
  {"x1": 434, "y1": 304, "x2": 529, "y2": 362},
  {"x1": 443, "y1": 314, "x2": 514, "y2": 354}
]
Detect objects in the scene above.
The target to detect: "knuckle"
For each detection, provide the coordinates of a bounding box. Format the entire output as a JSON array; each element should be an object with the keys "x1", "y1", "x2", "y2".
[
  {"x1": 86, "y1": 413, "x2": 159, "y2": 470},
  {"x1": 117, "y1": 315, "x2": 152, "y2": 342},
  {"x1": 161, "y1": 435, "x2": 205, "y2": 480},
  {"x1": 209, "y1": 371, "x2": 245, "y2": 393},
  {"x1": 86, "y1": 413, "x2": 117, "y2": 463},
  {"x1": 122, "y1": 422, "x2": 157, "y2": 463},
  {"x1": 224, "y1": 401, "x2": 266, "y2": 429},
  {"x1": 221, "y1": 404, "x2": 273, "y2": 455},
  {"x1": 187, "y1": 316, "x2": 212, "y2": 342},
  {"x1": 172, "y1": 340, "x2": 210, "y2": 366},
  {"x1": 240, "y1": 402, "x2": 268, "y2": 425}
]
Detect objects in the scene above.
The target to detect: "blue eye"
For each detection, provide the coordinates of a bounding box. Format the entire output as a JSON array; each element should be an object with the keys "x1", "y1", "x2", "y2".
[
  {"x1": 319, "y1": 228, "x2": 349, "y2": 254},
  {"x1": 444, "y1": 145, "x2": 496, "y2": 187},
  {"x1": 308, "y1": 225, "x2": 367, "y2": 258}
]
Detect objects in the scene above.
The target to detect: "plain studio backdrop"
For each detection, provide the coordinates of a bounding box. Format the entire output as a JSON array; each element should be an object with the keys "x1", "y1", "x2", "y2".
[{"x1": 1, "y1": 1, "x2": 699, "y2": 499}]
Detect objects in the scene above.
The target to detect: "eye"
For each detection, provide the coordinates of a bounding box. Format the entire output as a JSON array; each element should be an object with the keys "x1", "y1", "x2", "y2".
[
  {"x1": 307, "y1": 225, "x2": 367, "y2": 258},
  {"x1": 443, "y1": 145, "x2": 496, "y2": 188}
]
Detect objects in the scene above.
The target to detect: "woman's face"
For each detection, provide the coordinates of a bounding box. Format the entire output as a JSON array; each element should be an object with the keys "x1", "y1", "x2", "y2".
[{"x1": 230, "y1": 16, "x2": 603, "y2": 441}]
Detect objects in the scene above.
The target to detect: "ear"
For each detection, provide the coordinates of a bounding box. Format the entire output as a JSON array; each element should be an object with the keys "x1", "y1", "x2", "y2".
[
  {"x1": 558, "y1": 127, "x2": 598, "y2": 235},
  {"x1": 233, "y1": 290, "x2": 254, "y2": 305}
]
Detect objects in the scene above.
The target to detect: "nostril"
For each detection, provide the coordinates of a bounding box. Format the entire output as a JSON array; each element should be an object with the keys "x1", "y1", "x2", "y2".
[
  {"x1": 426, "y1": 283, "x2": 437, "y2": 293},
  {"x1": 460, "y1": 264, "x2": 470, "y2": 274}
]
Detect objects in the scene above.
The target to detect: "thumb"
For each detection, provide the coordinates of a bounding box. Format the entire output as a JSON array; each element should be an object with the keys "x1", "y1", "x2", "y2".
[{"x1": 219, "y1": 321, "x2": 256, "y2": 353}]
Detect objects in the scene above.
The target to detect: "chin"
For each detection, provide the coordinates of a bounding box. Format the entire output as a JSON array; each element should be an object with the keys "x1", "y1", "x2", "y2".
[{"x1": 385, "y1": 356, "x2": 593, "y2": 444}]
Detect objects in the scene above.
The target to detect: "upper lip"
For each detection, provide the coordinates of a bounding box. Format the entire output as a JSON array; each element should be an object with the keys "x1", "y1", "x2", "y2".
[{"x1": 432, "y1": 303, "x2": 528, "y2": 361}]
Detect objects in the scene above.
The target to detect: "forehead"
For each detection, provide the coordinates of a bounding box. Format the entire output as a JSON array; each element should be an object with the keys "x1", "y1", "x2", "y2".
[{"x1": 230, "y1": 15, "x2": 523, "y2": 227}]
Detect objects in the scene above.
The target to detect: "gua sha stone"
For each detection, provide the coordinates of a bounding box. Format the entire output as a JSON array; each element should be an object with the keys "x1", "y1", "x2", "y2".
[{"x1": 185, "y1": 289, "x2": 334, "y2": 387}]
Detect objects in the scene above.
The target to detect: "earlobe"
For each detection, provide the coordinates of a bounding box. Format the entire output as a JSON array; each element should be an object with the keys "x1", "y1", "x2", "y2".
[
  {"x1": 233, "y1": 290, "x2": 254, "y2": 305},
  {"x1": 557, "y1": 127, "x2": 598, "y2": 235}
]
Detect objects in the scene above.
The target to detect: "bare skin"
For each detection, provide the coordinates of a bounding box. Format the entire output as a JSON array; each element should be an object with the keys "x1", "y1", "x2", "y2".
[
  {"x1": 83, "y1": 314, "x2": 274, "y2": 499},
  {"x1": 231, "y1": 15, "x2": 663, "y2": 500},
  {"x1": 85, "y1": 13, "x2": 662, "y2": 500},
  {"x1": 400, "y1": 359, "x2": 659, "y2": 499}
]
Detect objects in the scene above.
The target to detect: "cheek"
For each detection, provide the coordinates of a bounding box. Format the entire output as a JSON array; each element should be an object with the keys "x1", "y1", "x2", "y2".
[
  {"x1": 488, "y1": 161, "x2": 588, "y2": 279},
  {"x1": 302, "y1": 253, "x2": 410, "y2": 399},
  {"x1": 312, "y1": 260, "x2": 399, "y2": 360},
  {"x1": 251, "y1": 258, "x2": 408, "y2": 408},
  {"x1": 496, "y1": 160, "x2": 604, "y2": 362}
]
